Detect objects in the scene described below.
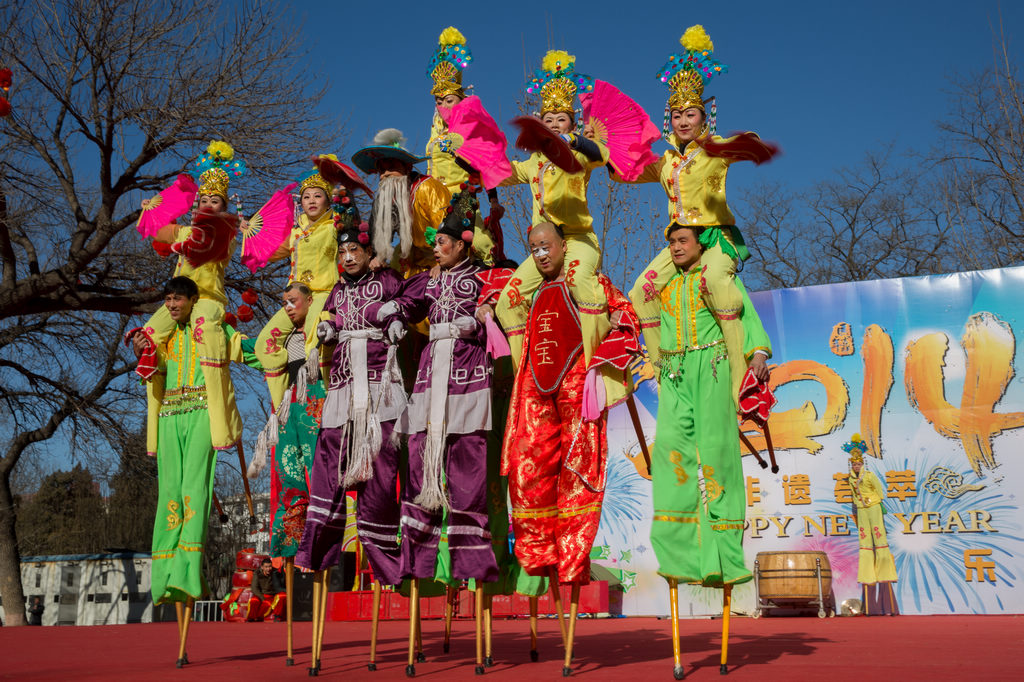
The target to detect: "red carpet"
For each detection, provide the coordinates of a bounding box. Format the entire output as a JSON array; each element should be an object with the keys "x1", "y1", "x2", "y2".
[{"x1": 1, "y1": 615, "x2": 1022, "y2": 680}]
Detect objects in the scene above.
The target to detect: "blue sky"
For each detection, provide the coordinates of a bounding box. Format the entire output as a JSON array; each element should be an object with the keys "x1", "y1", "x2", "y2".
[{"x1": 289, "y1": 0, "x2": 1022, "y2": 193}]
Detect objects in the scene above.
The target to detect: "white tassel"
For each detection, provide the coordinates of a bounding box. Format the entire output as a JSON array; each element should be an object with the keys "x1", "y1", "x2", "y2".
[
  {"x1": 248, "y1": 411, "x2": 278, "y2": 479},
  {"x1": 413, "y1": 426, "x2": 448, "y2": 512}
]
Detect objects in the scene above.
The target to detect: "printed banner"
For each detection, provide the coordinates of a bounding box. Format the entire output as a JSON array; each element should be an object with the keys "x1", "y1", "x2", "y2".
[{"x1": 596, "y1": 266, "x2": 1024, "y2": 616}]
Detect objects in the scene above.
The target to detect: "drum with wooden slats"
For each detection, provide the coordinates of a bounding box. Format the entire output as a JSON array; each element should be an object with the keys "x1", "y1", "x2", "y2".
[{"x1": 756, "y1": 551, "x2": 832, "y2": 601}]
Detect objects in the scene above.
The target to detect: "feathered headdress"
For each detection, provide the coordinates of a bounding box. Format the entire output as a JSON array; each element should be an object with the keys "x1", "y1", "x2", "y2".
[
  {"x1": 191, "y1": 140, "x2": 246, "y2": 200},
  {"x1": 298, "y1": 153, "x2": 337, "y2": 197},
  {"x1": 656, "y1": 25, "x2": 728, "y2": 139},
  {"x1": 427, "y1": 26, "x2": 472, "y2": 98},
  {"x1": 842, "y1": 433, "x2": 868, "y2": 464},
  {"x1": 525, "y1": 50, "x2": 594, "y2": 117}
]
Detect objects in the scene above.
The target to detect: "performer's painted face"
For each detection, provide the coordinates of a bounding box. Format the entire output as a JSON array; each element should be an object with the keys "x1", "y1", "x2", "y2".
[
  {"x1": 435, "y1": 93, "x2": 462, "y2": 112},
  {"x1": 301, "y1": 188, "x2": 329, "y2": 221},
  {"x1": 528, "y1": 224, "x2": 567, "y2": 279},
  {"x1": 164, "y1": 293, "x2": 197, "y2": 323},
  {"x1": 339, "y1": 242, "x2": 371, "y2": 276},
  {"x1": 541, "y1": 111, "x2": 574, "y2": 135},
  {"x1": 377, "y1": 158, "x2": 411, "y2": 179},
  {"x1": 667, "y1": 226, "x2": 702, "y2": 271},
  {"x1": 197, "y1": 194, "x2": 226, "y2": 212},
  {"x1": 671, "y1": 107, "x2": 706, "y2": 144},
  {"x1": 433, "y1": 233, "x2": 466, "y2": 269},
  {"x1": 282, "y1": 287, "x2": 312, "y2": 325}
]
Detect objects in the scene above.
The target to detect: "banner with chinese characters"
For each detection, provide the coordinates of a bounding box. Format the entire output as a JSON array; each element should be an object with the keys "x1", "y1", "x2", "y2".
[{"x1": 594, "y1": 266, "x2": 1024, "y2": 616}]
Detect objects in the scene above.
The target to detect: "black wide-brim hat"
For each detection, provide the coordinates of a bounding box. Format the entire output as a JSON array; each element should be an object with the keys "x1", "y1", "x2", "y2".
[{"x1": 351, "y1": 145, "x2": 428, "y2": 175}]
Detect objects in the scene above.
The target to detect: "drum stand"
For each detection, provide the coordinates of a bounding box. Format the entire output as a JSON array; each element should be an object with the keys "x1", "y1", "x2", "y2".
[
  {"x1": 309, "y1": 568, "x2": 330, "y2": 676},
  {"x1": 285, "y1": 557, "x2": 295, "y2": 666},
  {"x1": 174, "y1": 598, "x2": 194, "y2": 668}
]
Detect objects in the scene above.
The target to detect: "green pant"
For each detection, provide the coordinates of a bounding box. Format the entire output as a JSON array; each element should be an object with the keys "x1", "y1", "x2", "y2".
[
  {"x1": 151, "y1": 409, "x2": 217, "y2": 604},
  {"x1": 650, "y1": 349, "x2": 750, "y2": 587}
]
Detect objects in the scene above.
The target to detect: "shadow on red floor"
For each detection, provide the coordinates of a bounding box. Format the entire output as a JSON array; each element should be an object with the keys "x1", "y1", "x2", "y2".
[{"x1": 1, "y1": 615, "x2": 1022, "y2": 680}]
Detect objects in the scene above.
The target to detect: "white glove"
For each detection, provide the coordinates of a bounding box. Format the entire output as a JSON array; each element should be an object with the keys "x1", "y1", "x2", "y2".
[
  {"x1": 452, "y1": 315, "x2": 477, "y2": 338},
  {"x1": 316, "y1": 320, "x2": 337, "y2": 344},
  {"x1": 387, "y1": 319, "x2": 407, "y2": 344},
  {"x1": 376, "y1": 301, "x2": 399, "y2": 322}
]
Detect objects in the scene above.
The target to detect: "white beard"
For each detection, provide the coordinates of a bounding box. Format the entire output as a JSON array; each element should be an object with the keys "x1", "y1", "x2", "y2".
[{"x1": 372, "y1": 175, "x2": 413, "y2": 261}]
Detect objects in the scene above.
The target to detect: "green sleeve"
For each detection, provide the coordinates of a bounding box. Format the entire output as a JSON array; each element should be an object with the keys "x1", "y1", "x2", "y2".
[
  {"x1": 735, "y1": 276, "x2": 772, "y2": 359},
  {"x1": 224, "y1": 324, "x2": 264, "y2": 370}
]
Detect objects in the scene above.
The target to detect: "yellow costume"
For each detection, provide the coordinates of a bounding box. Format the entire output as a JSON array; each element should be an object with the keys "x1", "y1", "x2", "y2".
[
  {"x1": 496, "y1": 50, "x2": 611, "y2": 378},
  {"x1": 626, "y1": 26, "x2": 756, "y2": 402},
  {"x1": 254, "y1": 162, "x2": 341, "y2": 408},
  {"x1": 142, "y1": 141, "x2": 244, "y2": 453}
]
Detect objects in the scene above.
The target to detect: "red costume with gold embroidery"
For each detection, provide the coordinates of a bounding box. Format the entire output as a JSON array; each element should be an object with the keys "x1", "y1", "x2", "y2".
[{"x1": 502, "y1": 274, "x2": 639, "y2": 583}]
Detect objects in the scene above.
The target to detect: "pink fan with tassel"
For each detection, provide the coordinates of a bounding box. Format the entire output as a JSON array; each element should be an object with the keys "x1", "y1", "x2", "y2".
[
  {"x1": 241, "y1": 182, "x2": 298, "y2": 273},
  {"x1": 136, "y1": 174, "x2": 198, "y2": 238},
  {"x1": 439, "y1": 95, "x2": 513, "y2": 189},
  {"x1": 578, "y1": 80, "x2": 660, "y2": 182}
]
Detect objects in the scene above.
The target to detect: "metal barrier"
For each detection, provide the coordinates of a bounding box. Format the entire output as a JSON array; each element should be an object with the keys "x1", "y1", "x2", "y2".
[{"x1": 193, "y1": 600, "x2": 224, "y2": 622}]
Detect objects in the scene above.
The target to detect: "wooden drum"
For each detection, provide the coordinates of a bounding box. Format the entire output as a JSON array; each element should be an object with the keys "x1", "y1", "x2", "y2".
[{"x1": 756, "y1": 551, "x2": 832, "y2": 601}]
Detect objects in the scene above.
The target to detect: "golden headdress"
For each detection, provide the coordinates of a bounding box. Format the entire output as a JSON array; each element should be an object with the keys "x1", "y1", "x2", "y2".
[
  {"x1": 526, "y1": 50, "x2": 594, "y2": 116},
  {"x1": 191, "y1": 140, "x2": 246, "y2": 200},
  {"x1": 427, "y1": 27, "x2": 472, "y2": 98},
  {"x1": 659, "y1": 26, "x2": 726, "y2": 113},
  {"x1": 298, "y1": 154, "x2": 337, "y2": 196},
  {"x1": 842, "y1": 433, "x2": 868, "y2": 465}
]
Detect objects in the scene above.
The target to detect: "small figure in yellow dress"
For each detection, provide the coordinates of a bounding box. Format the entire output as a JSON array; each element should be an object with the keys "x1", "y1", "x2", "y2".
[{"x1": 845, "y1": 434, "x2": 900, "y2": 616}]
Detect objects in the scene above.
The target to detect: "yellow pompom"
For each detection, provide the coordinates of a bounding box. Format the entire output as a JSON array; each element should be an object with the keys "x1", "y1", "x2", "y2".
[
  {"x1": 851, "y1": 433, "x2": 863, "y2": 442},
  {"x1": 318, "y1": 153, "x2": 339, "y2": 162},
  {"x1": 438, "y1": 26, "x2": 466, "y2": 46},
  {"x1": 680, "y1": 25, "x2": 714, "y2": 53},
  {"x1": 207, "y1": 140, "x2": 234, "y2": 160},
  {"x1": 542, "y1": 49, "x2": 575, "y2": 73}
]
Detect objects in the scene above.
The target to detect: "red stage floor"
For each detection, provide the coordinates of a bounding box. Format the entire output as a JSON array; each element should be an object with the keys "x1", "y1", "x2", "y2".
[{"x1": 1, "y1": 615, "x2": 1022, "y2": 680}]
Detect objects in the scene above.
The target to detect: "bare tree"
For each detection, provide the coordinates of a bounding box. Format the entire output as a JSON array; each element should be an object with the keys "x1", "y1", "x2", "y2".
[
  {"x1": 0, "y1": 0, "x2": 335, "y2": 625},
  {"x1": 735, "y1": 151, "x2": 955, "y2": 290}
]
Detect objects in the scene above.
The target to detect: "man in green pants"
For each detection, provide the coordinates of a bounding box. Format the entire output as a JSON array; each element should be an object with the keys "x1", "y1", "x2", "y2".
[
  {"x1": 131, "y1": 275, "x2": 257, "y2": 665},
  {"x1": 650, "y1": 222, "x2": 771, "y2": 587}
]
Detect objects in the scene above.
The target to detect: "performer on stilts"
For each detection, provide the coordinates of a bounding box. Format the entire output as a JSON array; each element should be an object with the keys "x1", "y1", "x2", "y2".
[
  {"x1": 425, "y1": 26, "x2": 510, "y2": 265},
  {"x1": 497, "y1": 51, "x2": 611, "y2": 372},
  {"x1": 291, "y1": 200, "x2": 408, "y2": 676},
  {"x1": 483, "y1": 222, "x2": 641, "y2": 676},
  {"x1": 129, "y1": 275, "x2": 258, "y2": 668},
  {"x1": 388, "y1": 184, "x2": 500, "y2": 676},
  {"x1": 620, "y1": 25, "x2": 777, "y2": 402},
  {"x1": 648, "y1": 222, "x2": 771, "y2": 678},
  {"x1": 844, "y1": 434, "x2": 899, "y2": 616}
]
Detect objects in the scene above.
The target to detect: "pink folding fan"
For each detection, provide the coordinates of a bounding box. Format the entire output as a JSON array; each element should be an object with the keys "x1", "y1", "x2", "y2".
[
  {"x1": 136, "y1": 174, "x2": 198, "y2": 238},
  {"x1": 240, "y1": 182, "x2": 297, "y2": 273},
  {"x1": 440, "y1": 95, "x2": 513, "y2": 189},
  {"x1": 578, "y1": 80, "x2": 660, "y2": 182}
]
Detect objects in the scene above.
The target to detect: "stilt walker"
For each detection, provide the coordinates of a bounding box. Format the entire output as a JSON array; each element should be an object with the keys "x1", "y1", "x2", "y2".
[
  {"x1": 128, "y1": 273, "x2": 259, "y2": 667},
  {"x1": 294, "y1": 191, "x2": 409, "y2": 676},
  {"x1": 390, "y1": 184, "x2": 501, "y2": 675},
  {"x1": 425, "y1": 26, "x2": 511, "y2": 265},
  {"x1": 618, "y1": 25, "x2": 777, "y2": 403},
  {"x1": 648, "y1": 223, "x2": 772, "y2": 678},
  {"x1": 484, "y1": 223, "x2": 641, "y2": 676},
  {"x1": 845, "y1": 434, "x2": 899, "y2": 616}
]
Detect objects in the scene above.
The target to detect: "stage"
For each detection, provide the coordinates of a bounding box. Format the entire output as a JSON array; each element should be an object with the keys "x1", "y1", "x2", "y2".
[{"x1": 2, "y1": 615, "x2": 1021, "y2": 680}]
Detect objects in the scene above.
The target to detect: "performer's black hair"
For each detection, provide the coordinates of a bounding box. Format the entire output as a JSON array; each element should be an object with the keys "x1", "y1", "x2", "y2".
[
  {"x1": 494, "y1": 258, "x2": 520, "y2": 270},
  {"x1": 284, "y1": 282, "x2": 313, "y2": 297},
  {"x1": 162, "y1": 276, "x2": 199, "y2": 299},
  {"x1": 666, "y1": 222, "x2": 705, "y2": 242}
]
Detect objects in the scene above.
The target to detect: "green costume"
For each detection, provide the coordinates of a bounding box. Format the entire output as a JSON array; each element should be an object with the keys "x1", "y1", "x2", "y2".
[
  {"x1": 149, "y1": 318, "x2": 257, "y2": 604},
  {"x1": 650, "y1": 265, "x2": 771, "y2": 587}
]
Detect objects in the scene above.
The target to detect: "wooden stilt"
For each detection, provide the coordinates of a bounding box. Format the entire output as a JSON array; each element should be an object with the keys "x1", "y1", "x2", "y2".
[
  {"x1": 548, "y1": 569, "x2": 567, "y2": 647},
  {"x1": 235, "y1": 441, "x2": 256, "y2": 523},
  {"x1": 561, "y1": 583, "x2": 580, "y2": 677},
  {"x1": 176, "y1": 598, "x2": 193, "y2": 668},
  {"x1": 368, "y1": 580, "x2": 382, "y2": 671},
  {"x1": 529, "y1": 595, "x2": 539, "y2": 662},
  {"x1": 443, "y1": 586, "x2": 456, "y2": 654},
  {"x1": 474, "y1": 585, "x2": 485, "y2": 675},
  {"x1": 719, "y1": 585, "x2": 732, "y2": 675},
  {"x1": 211, "y1": 491, "x2": 229, "y2": 523},
  {"x1": 484, "y1": 593, "x2": 494, "y2": 667},
  {"x1": 315, "y1": 569, "x2": 330, "y2": 672},
  {"x1": 669, "y1": 579, "x2": 683, "y2": 679},
  {"x1": 309, "y1": 570, "x2": 323, "y2": 676},
  {"x1": 406, "y1": 579, "x2": 419, "y2": 677},
  {"x1": 415, "y1": 605, "x2": 425, "y2": 663},
  {"x1": 285, "y1": 558, "x2": 295, "y2": 666},
  {"x1": 175, "y1": 601, "x2": 184, "y2": 639}
]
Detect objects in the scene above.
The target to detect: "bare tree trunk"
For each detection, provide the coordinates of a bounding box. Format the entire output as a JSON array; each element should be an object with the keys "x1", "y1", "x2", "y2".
[{"x1": 0, "y1": 468, "x2": 26, "y2": 626}]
